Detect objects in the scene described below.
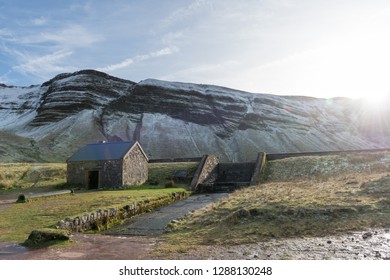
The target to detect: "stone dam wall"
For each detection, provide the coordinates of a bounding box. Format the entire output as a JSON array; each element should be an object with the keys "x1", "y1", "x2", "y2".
[{"x1": 266, "y1": 148, "x2": 390, "y2": 161}]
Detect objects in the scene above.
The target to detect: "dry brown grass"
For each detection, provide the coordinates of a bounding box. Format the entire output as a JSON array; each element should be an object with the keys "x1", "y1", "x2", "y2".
[
  {"x1": 263, "y1": 151, "x2": 390, "y2": 182},
  {"x1": 0, "y1": 163, "x2": 66, "y2": 190},
  {"x1": 159, "y1": 151, "x2": 390, "y2": 252},
  {"x1": 147, "y1": 162, "x2": 199, "y2": 187}
]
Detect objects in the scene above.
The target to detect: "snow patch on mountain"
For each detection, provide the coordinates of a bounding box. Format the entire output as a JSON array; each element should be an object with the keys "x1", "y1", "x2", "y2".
[
  {"x1": 0, "y1": 85, "x2": 42, "y2": 130},
  {"x1": 139, "y1": 78, "x2": 254, "y2": 102}
]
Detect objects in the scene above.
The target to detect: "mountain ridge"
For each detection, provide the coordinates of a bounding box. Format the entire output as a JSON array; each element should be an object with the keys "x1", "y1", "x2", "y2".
[{"x1": 0, "y1": 69, "x2": 389, "y2": 162}]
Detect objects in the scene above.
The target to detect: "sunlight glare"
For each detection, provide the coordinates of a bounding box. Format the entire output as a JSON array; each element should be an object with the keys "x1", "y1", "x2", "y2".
[{"x1": 363, "y1": 92, "x2": 390, "y2": 112}]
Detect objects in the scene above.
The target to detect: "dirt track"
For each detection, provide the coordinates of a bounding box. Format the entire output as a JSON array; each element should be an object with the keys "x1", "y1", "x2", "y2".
[{"x1": 0, "y1": 234, "x2": 158, "y2": 260}]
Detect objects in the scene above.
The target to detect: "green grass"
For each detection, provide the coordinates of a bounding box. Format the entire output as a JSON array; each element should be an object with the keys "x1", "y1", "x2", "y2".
[
  {"x1": 0, "y1": 162, "x2": 197, "y2": 243},
  {"x1": 0, "y1": 162, "x2": 198, "y2": 242},
  {"x1": 0, "y1": 185, "x2": 189, "y2": 243}
]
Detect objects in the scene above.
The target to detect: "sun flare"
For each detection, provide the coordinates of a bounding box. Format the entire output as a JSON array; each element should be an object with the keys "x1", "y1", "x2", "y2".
[{"x1": 363, "y1": 93, "x2": 390, "y2": 112}]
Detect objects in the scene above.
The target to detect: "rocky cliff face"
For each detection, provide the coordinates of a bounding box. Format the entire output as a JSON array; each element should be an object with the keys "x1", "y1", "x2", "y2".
[
  {"x1": 0, "y1": 70, "x2": 389, "y2": 162},
  {"x1": 30, "y1": 70, "x2": 136, "y2": 126}
]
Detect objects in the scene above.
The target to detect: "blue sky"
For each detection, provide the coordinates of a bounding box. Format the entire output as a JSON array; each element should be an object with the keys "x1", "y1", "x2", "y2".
[{"x1": 1, "y1": 0, "x2": 390, "y2": 100}]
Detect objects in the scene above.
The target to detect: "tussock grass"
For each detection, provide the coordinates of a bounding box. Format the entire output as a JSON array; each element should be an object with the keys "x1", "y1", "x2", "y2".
[
  {"x1": 160, "y1": 151, "x2": 390, "y2": 252},
  {"x1": 264, "y1": 151, "x2": 390, "y2": 182},
  {"x1": 0, "y1": 163, "x2": 66, "y2": 190},
  {"x1": 148, "y1": 162, "x2": 199, "y2": 187}
]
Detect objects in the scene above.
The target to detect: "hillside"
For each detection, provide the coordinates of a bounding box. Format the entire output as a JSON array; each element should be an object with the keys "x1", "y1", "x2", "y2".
[{"x1": 1, "y1": 70, "x2": 390, "y2": 162}]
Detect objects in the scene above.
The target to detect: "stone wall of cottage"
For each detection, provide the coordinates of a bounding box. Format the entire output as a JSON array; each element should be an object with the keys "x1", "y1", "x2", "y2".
[
  {"x1": 67, "y1": 160, "x2": 123, "y2": 189},
  {"x1": 66, "y1": 162, "x2": 83, "y2": 186},
  {"x1": 122, "y1": 145, "x2": 148, "y2": 186}
]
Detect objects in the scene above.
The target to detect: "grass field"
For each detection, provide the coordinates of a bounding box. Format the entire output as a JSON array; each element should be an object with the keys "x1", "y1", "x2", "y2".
[
  {"x1": 158, "y1": 151, "x2": 390, "y2": 253},
  {"x1": 0, "y1": 161, "x2": 196, "y2": 243},
  {"x1": 3, "y1": 152, "x2": 389, "y2": 252},
  {"x1": 0, "y1": 185, "x2": 189, "y2": 243},
  {"x1": 148, "y1": 162, "x2": 199, "y2": 186},
  {"x1": 0, "y1": 163, "x2": 66, "y2": 191}
]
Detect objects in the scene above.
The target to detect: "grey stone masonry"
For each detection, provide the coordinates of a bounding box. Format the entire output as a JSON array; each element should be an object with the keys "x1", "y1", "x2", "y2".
[
  {"x1": 67, "y1": 159, "x2": 123, "y2": 188},
  {"x1": 122, "y1": 144, "x2": 148, "y2": 186},
  {"x1": 66, "y1": 141, "x2": 148, "y2": 189},
  {"x1": 190, "y1": 154, "x2": 219, "y2": 191}
]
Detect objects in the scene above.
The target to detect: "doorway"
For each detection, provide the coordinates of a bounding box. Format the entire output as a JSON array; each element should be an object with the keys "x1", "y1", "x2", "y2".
[{"x1": 88, "y1": 171, "x2": 99, "y2": 189}]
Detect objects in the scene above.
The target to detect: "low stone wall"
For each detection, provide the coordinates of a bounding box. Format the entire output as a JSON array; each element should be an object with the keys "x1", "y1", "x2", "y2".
[
  {"x1": 53, "y1": 191, "x2": 189, "y2": 232},
  {"x1": 266, "y1": 148, "x2": 390, "y2": 161},
  {"x1": 149, "y1": 157, "x2": 203, "y2": 163}
]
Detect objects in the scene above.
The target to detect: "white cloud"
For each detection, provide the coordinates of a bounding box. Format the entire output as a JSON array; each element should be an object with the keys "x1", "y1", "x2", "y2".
[
  {"x1": 0, "y1": 28, "x2": 9, "y2": 35},
  {"x1": 6, "y1": 24, "x2": 103, "y2": 49},
  {"x1": 145, "y1": 46, "x2": 180, "y2": 58},
  {"x1": 0, "y1": 22, "x2": 100, "y2": 84},
  {"x1": 97, "y1": 58, "x2": 135, "y2": 72},
  {"x1": 31, "y1": 16, "x2": 47, "y2": 26},
  {"x1": 12, "y1": 50, "x2": 75, "y2": 79},
  {"x1": 39, "y1": 25, "x2": 103, "y2": 47},
  {"x1": 0, "y1": 72, "x2": 10, "y2": 84},
  {"x1": 97, "y1": 46, "x2": 179, "y2": 73},
  {"x1": 161, "y1": 0, "x2": 213, "y2": 28},
  {"x1": 0, "y1": 28, "x2": 13, "y2": 39}
]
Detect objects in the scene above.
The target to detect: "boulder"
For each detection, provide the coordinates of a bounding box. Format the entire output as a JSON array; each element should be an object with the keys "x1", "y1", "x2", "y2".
[{"x1": 24, "y1": 228, "x2": 71, "y2": 247}]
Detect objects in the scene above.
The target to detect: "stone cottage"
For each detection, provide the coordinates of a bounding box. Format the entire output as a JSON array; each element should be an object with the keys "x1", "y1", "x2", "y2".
[{"x1": 67, "y1": 141, "x2": 148, "y2": 189}]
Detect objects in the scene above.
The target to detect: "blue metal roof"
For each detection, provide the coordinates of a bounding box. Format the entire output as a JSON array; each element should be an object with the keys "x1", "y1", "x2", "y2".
[{"x1": 67, "y1": 141, "x2": 139, "y2": 162}]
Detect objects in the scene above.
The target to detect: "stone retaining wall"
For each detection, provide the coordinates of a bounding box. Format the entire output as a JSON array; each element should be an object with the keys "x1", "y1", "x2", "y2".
[
  {"x1": 190, "y1": 155, "x2": 219, "y2": 192},
  {"x1": 250, "y1": 152, "x2": 267, "y2": 186},
  {"x1": 53, "y1": 191, "x2": 189, "y2": 232}
]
